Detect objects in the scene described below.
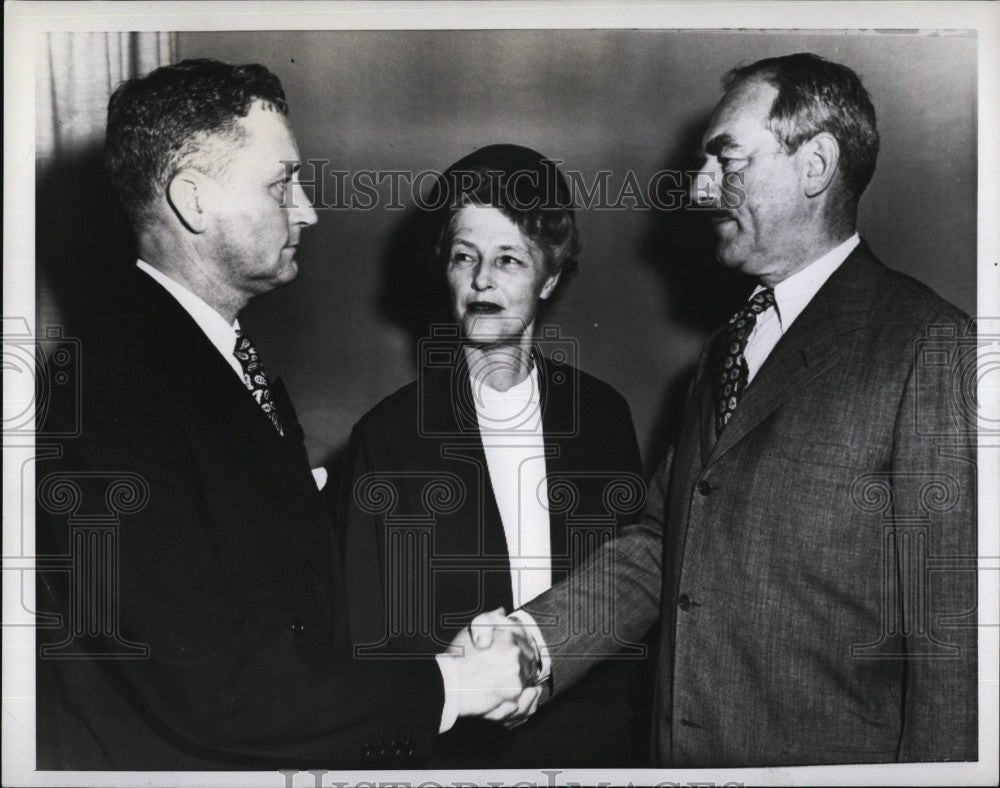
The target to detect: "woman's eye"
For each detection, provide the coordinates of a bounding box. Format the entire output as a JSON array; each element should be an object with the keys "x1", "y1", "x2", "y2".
[
  {"x1": 450, "y1": 251, "x2": 475, "y2": 266},
  {"x1": 497, "y1": 255, "x2": 524, "y2": 267},
  {"x1": 719, "y1": 157, "x2": 746, "y2": 173}
]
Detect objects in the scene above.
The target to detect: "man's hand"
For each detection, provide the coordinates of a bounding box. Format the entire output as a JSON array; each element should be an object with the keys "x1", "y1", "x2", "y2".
[{"x1": 446, "y1": 608, "x2": 542, "y2": 719}]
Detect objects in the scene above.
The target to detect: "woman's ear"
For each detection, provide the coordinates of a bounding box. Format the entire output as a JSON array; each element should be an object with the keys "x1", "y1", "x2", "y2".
[{"x1": 539, "y1": 271, "x2": 561, "y2": 300}]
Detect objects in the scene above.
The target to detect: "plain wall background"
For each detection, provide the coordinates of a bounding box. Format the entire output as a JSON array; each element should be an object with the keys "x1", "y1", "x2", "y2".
[{"x1": 38, "y1": 29, "x2": 977, "y2": 473}]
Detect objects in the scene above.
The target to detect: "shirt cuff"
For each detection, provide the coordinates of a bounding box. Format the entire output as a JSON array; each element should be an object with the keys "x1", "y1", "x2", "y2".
[
  {"x1": 509, "y1": 609, "x2": 551, "y2": 684},
  {"x1": 434, "y1": 652, "x2": 459, "y2": 733}
]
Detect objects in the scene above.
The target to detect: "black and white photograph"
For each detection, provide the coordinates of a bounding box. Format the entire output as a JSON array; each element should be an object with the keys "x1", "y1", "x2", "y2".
[{"x1": 3, "y1": 2, "x2": 998, "y2": 786}]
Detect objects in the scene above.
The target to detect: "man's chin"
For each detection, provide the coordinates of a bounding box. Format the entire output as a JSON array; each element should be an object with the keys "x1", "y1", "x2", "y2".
[
  {"x1": 274, "y1": 258, "x2": 299, "y2": 285},
  {"x1": 252, "y1": 261, "x2": 299, "y2": 295},
  {"x1": 713, "y1": 239, "x2": 749, "y2": 271}
]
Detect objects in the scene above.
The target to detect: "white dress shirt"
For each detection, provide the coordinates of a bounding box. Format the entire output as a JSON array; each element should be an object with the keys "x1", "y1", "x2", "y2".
[{"x1": 743, "y1": 233, "x2": 860, "y2": 382}]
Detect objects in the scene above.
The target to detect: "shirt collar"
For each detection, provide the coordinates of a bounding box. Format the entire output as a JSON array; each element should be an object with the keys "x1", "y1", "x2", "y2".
[
  {"x1": 476, "y1": 361, "x2": 540, "y2": 401},
  {"x1": 474, "y1": 362, "x2": 542, "y2": 431},
  {"x1": 756, "y1": 233, "x2": 860, "y2": 331},
  {"x1": 136, "y1": 260, "x2": 242, "y2": 358}
]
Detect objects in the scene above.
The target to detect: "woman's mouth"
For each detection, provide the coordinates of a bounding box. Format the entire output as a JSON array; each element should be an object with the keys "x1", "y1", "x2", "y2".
[{"x1": 467, "y1": 301, "x2": 502, "y2": 314}]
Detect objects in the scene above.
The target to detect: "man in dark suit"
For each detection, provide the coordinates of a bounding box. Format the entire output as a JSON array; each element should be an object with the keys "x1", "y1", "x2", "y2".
[
  {"x1": 34, "y1": 58, "x2": 530, "y2": 770},
  {"x1": 480, "y1": 52, "x2": 978, "y2": 766}
]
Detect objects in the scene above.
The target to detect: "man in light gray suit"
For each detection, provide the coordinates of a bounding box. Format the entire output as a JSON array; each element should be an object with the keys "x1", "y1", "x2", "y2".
[{"x1": 479, "y1": 52, "x2": 978, "y2": 766}]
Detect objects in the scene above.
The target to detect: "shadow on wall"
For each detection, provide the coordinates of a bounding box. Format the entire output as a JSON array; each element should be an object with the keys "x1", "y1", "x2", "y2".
[
  {"x1": 36, "y1": 145, "x2": 135, "y2": 333},
  {"x1": 376, "y1": 201, "x2": 453, "y2": 351},
  {"x1": 639, "y1": 112, "x2": 753, "y2": 470},
  {"x1": 309, "y1": 203, "x2": 452, "y2": 489}
]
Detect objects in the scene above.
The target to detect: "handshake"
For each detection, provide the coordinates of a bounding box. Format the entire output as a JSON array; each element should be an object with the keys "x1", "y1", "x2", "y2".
[{"x1": 444, "y1": 609, "x2": 545, "y2": 725}]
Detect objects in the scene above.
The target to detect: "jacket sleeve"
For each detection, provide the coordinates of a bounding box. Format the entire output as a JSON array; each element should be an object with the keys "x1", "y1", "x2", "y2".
[{"x1": 522, "y1": 448, "x2": 668, "y2": 697}]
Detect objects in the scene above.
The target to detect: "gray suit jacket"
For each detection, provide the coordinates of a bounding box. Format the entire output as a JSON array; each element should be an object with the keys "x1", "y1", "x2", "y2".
[{"x1": 523, "y1": 241, "x2": 978, "y2": 767}]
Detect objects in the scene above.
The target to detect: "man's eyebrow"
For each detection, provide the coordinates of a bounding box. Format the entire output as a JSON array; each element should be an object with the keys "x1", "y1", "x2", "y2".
[
  {"x1": 272, "y1": 162, "x2": 300, "y2": 180},
  {"x1": 704, "y1": 133, "x2": 737, "y2": 158}
]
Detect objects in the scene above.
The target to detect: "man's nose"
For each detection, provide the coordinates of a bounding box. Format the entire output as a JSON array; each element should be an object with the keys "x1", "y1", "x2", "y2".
[
  {"x1": 289, "y1": 180, "x2": 318, "y2": 226},
  {"x1": 689, "y1": 161, "x2": 720, "y2": 208}
]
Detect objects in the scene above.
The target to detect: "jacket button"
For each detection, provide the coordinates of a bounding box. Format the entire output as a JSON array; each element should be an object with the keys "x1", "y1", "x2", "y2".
[
  {"x1": 290, "y1": 618, "x2": 306, "y2": 637},
  {"x1": 677, "y1": 594, "x2": 692, "y2": 611},
  {"x1": 696, "y1": 479, "x2": 712, "y2": 495}
]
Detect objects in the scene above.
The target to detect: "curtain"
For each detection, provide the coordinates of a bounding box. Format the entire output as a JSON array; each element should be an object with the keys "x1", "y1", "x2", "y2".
[
  {"x1": 36, "y1": 32, "x2": 177, "y2": 164},
  {"x1": 35, "y1": 32, "x2": 176, "y2": 330}
]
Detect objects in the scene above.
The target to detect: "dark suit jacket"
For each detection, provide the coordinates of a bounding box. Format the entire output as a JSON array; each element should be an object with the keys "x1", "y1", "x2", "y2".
[
  {"x1": 340, "y1": 348, "x2": 649, "y2": 767},
  {"x1": 524, "y1": 242, "x2": 978, "y2": 767},
  {"x1": 35, "y1": 266, "x2": 443, "y2": 770}
]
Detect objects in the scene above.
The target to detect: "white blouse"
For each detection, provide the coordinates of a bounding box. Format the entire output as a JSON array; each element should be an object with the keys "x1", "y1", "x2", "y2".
[{"x1": 473, "y1": 365, "x2": 552, "y2": 608}]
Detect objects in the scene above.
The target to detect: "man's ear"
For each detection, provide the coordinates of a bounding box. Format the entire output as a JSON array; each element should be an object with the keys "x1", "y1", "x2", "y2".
[
  {"x1": 166, "y1": 171, "x2": 209, "y2": 234},
  {"x1": 802, "y1": 132, "x2": 840, "y2": 198}
]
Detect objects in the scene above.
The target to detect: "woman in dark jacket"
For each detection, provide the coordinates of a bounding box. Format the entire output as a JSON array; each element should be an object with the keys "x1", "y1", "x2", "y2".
[{"x1": 339, "y1": 144, "x2": 648, "y2": 767}]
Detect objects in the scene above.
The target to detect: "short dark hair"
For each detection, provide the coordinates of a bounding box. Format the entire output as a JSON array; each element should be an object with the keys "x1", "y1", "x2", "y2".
[
  {"x1": 106, "y1": 58, "x2": 288, "y2": 227},
  {"x1": 724, "y1": 52, "x2": 880, "y2": 203},
  {"x1": 431, "y1": 144, "x2": 580, "y2": 299}
]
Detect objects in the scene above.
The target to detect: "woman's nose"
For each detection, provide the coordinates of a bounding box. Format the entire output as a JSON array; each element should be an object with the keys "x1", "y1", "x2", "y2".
[{"x1": 472, "y1": 260, "x2": 495, "y2": 290}]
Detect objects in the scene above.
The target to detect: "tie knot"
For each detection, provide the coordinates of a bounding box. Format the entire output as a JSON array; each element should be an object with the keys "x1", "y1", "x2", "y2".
[
  {"x1": 234, "y1": 330, "x2": 260, "y2": 365},
  {"x1": 733, "y1": 288, "x2": 775, "y2": 321},
  {"x1": 724, "y1": 288, "x2": 775, "y2": 338},
  {"x1": 748, "y1": 287, "x2": 776, "y2": 314}
]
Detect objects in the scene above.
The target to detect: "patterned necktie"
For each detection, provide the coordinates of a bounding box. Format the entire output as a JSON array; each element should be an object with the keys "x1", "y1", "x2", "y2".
[
  {"x1": 715, "y1": 288, "x2": 776, "y2": 436},
  {"x1": 233, "y1": 329, "x2": 284, "y2": 436}
]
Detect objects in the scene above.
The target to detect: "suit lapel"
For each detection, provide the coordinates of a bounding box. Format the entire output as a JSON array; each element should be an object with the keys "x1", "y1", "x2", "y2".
[
  {"x1": 706, "y1": 242, "x2": 884, "y2": 465},
  {"x1": 271, "y1": 375, "x2": 312, "y2": 472},
  {"x1": 429, "y1": 363, "x2": 512, "y2": 563},
  {"x1": 698, "y1": 333, "x2": 724, "y2": 466},
  {"x1": 122, "y1": 269, "x2": 332, "y2": 576}
]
